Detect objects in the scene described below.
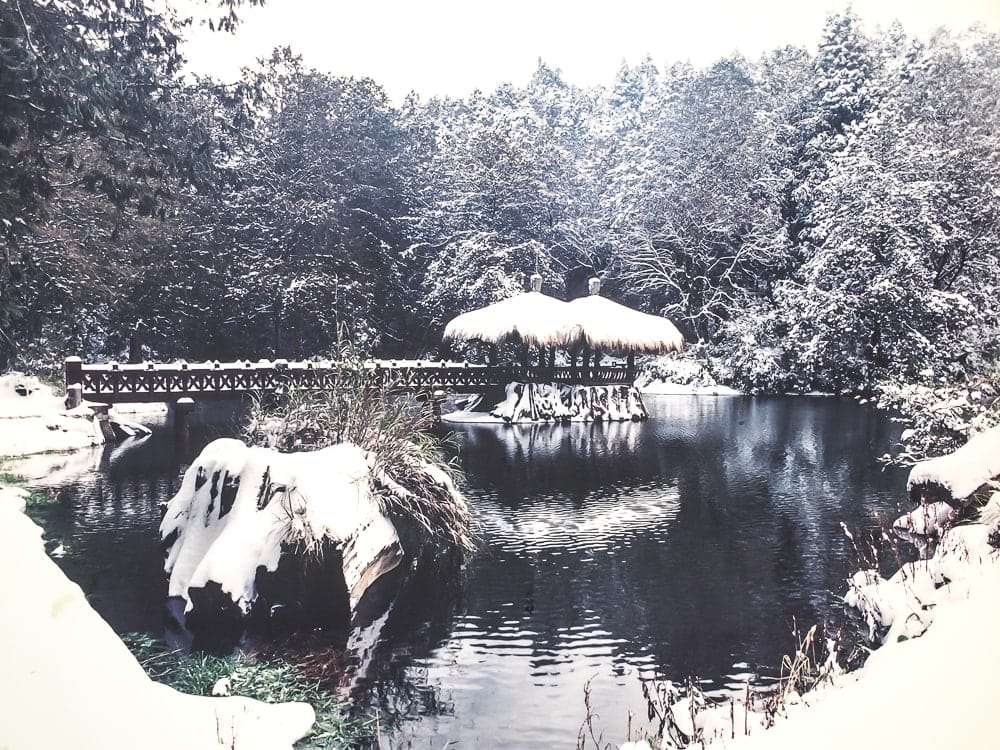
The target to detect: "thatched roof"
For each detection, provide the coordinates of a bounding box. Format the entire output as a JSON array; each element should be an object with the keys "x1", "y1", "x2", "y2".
[
  {"x1": 442, "y1": 274, "x2": 572, "y2": 348},
  {"x1": 566, "y1": 278, "x2": 685, "y2": 355},
  {"x1": 442, "y1": 275, "x2": 685, "y2": 355}
]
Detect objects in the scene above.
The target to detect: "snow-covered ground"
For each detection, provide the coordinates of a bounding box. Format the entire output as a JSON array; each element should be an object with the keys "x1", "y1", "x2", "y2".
[
  {"x1": 639, "y1": 380, "x2": 742, "y2": 396},
  {"x1": 0, "y1": 371, "x2": 154, "y2": 457},
  {"x1": 621, "y1": 495, "x2": 1000, "y2": 750},
  {"x1": 708, "y1": 503, "x2": 999, "y2": 750},
  {"x1": 0, "y1": 372, "x2": 105, "y2": 455},
  {"x1": 0, "y1": 483, "x2": 315, "y2": 750}
]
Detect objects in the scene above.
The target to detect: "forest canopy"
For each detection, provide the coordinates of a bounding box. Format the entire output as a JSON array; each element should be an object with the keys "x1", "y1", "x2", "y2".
[{"x1": 2, "y1": 1, "x2": 998, "y2": 394}]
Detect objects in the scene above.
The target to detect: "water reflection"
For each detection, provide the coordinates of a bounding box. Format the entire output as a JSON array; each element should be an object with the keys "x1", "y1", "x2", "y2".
[
  {"x1": 20, "y1": 395, "x2": 907, "y2": 749},
  {"x1": 379, "y1": 395, "x2": 907, "y2": 747}
]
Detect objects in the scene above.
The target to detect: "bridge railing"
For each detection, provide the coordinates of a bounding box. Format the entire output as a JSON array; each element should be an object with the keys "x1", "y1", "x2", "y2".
[{"x1": 65, "y1": 357, "x2": 637, "y2": 405}]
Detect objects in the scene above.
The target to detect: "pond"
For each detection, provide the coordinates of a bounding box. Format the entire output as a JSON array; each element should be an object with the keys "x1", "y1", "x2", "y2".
[{"x1": 20, "y1": 395, "x2": 907, "y2": 748}]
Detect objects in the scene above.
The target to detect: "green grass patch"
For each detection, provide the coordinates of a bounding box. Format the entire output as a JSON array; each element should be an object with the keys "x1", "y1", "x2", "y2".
[
  {"x1": 0, "y1": 469, "x2": 25, "y2": 484},
  {"x1": 122, "y1": 634, "x2": 372, "y2": 749},
  {"x1": 0, "y1": 468, "x2": 56, "y2": 506},
  {"x1": 23, "y1": 489, "x2": 57, "y2": 507}
]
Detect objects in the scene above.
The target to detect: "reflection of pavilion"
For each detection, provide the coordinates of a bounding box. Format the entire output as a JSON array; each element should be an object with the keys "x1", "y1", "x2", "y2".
[{"x1": 442, "y1": 275, "x2": 684, "y2": 422}]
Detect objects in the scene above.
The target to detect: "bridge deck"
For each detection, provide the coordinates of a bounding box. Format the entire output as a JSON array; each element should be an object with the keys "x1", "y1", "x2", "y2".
[{"x1": 65, "y1": 358, "x2": 636, "y2": 404}]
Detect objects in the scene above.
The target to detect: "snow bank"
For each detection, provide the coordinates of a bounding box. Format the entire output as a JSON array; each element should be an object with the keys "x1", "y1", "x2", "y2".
[
  {"x1": 0, "y1": 484, "x2": 314, "y2": 750},
  {"x1": 0, "y1": 371, "x2": 151, "y2": 457},
  {"x1": 907, "y1": 423, "x2": 1000, "y2": 505},
  {"x1": 0, "y1": 402, "x2": 106, "y2": 456},
  {"x1": 640, "y1": 380, "x2": 742, "y2": 396},
  {"x1": 695, "y1": 494, "x2": 1000, "y2": 750},
  {"x1": 0, "y1": 371, "x2": 66, "y2": 416},
  {"x1": 161, "y1": 439, "x2": 403, "y2": 616},
  {"x1": 1, "y1": 444, "x2": 103, "y2": 486}
]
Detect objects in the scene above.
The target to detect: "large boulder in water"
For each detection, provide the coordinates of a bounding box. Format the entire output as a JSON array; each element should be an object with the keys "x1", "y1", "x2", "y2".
[{"x1": 160, "y1": 438, "x2": 404, "y2": 624}]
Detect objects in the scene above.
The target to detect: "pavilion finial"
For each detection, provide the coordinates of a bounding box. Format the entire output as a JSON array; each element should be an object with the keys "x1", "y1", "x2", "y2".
[
  {"x1": 530, "y1": 273, "x2": 542, "y2": 293},
  {"x1": 588, "y1": 277, "x2": 601, "y2": 296}
]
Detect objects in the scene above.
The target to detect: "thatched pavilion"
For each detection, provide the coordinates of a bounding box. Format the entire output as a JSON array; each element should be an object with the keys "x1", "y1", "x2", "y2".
[
  {"x1": 567, "y1": 277, "x2": 684, "y2": 372},
  {"x1": 442, "y1": 274, "x2": 572, "y2": 367},
  {"x1": 440, "y1": 274, "x2": 685, "y2": 423}
]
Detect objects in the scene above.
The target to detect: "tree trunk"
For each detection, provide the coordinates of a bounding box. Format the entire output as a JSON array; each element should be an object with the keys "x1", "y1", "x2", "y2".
[{"x1": 128, "y1": 327, "x2": 143, "y2": 364}]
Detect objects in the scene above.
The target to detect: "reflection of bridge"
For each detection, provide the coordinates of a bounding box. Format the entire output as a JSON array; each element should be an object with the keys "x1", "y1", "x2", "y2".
[{"x1": 64, "y1": 357, "x2": 636, "y2": 405}]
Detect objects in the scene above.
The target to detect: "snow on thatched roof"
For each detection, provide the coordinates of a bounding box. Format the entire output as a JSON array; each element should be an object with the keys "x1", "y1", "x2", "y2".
[
  {"x1": 566, "y1": 278, "x2": 685, "y2": 354},
  {"x1": 442, "y1": 274, "x2": 573, "y2": 348},
  {"x1": 442, "y1": 275, "x2": 685, "y2": 354}
]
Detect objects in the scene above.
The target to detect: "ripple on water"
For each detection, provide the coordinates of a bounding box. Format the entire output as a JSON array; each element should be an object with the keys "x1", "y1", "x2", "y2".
[{"x1": 475, "y1": 484, "x2": 681, "y2": 556}]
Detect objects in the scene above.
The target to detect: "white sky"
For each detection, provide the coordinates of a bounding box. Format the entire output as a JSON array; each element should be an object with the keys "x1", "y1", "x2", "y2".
[{"x1": 175, "y1": 0, "x2": 1000, "y2": 102}]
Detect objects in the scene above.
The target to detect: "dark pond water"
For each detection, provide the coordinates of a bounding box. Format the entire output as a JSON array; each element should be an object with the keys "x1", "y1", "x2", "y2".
[{"x1": 20, "y1": 395, "x2": 907, "y2": 748}]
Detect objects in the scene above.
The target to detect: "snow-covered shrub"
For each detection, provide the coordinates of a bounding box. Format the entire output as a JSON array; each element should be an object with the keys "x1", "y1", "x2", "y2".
[
  {"x1": 875, "y1": 362, "x2": 1000, "y2": 463},
  {"x1": 711, "y1": 305, "x2": 800, "y2": 393},
  {"x1": 640, "y1": 345, "x2": 721, "y2": 389}
]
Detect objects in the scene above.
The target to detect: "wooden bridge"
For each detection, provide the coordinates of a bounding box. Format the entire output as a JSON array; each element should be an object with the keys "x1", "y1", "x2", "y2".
[{"x1": 64, "y1": 357, "x2": 637, "y2": 406}]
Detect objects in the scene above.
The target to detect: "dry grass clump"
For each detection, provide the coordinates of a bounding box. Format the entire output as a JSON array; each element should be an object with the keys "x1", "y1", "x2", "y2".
[{"x1": 242, "y1": 341, "x2": 474, "y2": 556}]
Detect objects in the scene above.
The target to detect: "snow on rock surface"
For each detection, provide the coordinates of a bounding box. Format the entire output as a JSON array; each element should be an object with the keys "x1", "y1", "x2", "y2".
[
  {"x1": 907, "y1": 423, "x2": 1000, "y2": 504},
  {"x1": 161, "y1": 439, "x2": 403, "y2": 615},
  {"x1": 890, "y1": 500, "x2": 955, "y2": 558},
  {"x1": 478, "y1": 382, "x2": 649, "y2": 423},
  {"x1": 0, "y1": 484, "x2": 314, "y2": 750}
]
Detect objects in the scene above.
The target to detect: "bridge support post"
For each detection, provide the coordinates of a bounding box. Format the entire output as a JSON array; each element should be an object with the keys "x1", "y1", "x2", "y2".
[
  {"x1": 65, "y1": 357, "x2": 83, "y2": 409},
  {"x1": 172, "y1": 397, "x2": 196, "y2": 446},
  {"x1": 88, "y1": 403, "x2": 115, "y2": 442}
]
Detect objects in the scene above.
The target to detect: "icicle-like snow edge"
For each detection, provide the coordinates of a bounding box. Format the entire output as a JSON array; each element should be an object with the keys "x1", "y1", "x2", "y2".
[{"x1": 160, "y1": 438, "x2": 403, "y2": 616}]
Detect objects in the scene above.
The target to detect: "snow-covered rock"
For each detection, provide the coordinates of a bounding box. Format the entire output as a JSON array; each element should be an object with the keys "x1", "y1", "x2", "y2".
[
  {"x1": 161, "y1": 439, "x2": 404, "y2": 618},
  {"x1": 481, "y1": 382, "x2": 649, "y2": 423},
  {"x1": 0, "y1": 484, "x2": 314, "y2": 750},
  {"x1": 907, "y1": 424, "x2": 1000, "y2": 506}
]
